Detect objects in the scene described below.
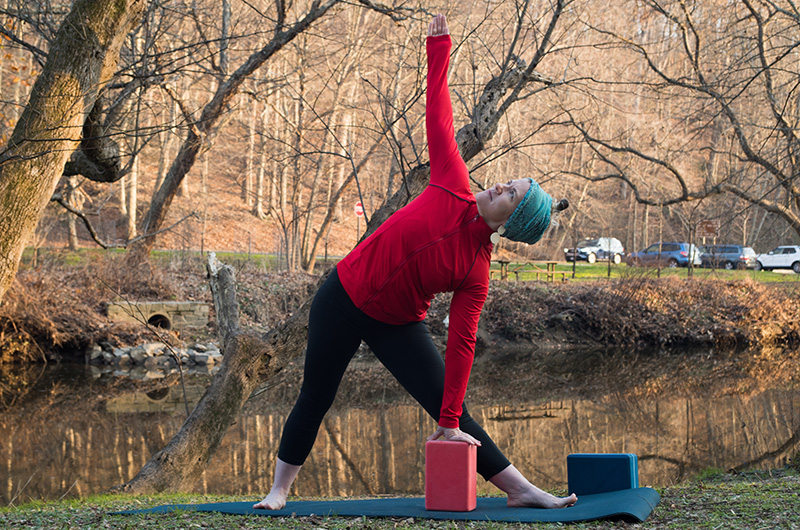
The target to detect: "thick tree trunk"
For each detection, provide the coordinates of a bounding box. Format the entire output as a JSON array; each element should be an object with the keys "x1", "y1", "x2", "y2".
[{"x1": 0, "y1": 0, "x2": 145, "y2": 303}]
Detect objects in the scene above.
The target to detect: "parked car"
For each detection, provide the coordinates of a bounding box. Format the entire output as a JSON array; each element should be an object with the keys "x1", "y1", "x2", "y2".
[
  {"x1": 626, "y1": 242, "x2": 702, "y2": 268},
  {"x1": 699, "y1": 244, "x2": 757, "y2": 270},
  {"x1": 755, "y1": 245, "x2": 800, "y2": 273},
  {"x1": 564, "y1": 237, "x2": 625, "y2": 264}
]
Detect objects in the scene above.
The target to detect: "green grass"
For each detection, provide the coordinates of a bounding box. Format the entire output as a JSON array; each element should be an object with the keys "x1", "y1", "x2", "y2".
[
  {"x1": 1, "y1": 468, "x2": 797, "y2": 530},
  {"x1": 18, "y1": 247, "x2": 341, "y2": 272},
  {"x1": 489, "y1": 260, "x2": 800, "y2": 283},
  {"x1": 19, "y1": 247, "x2": 799, "y2": 284},
  {"x1": 20, "y1": 247, "x2": 122, "y2": 268},
  {"x1": 647, "y1": 467, "x2": 800, "y2": 530}
]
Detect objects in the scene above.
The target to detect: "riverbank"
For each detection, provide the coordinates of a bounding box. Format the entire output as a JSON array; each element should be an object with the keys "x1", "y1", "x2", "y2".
[
  {"x1": 1, "y1": 466, "x2": 797, "y2": 529},
  {"x1": 2, "y1": 252, "x2": 800, "y2": 405},
  {"x1": 2, "y1": 251, "x2": 799, "y2": 363}
]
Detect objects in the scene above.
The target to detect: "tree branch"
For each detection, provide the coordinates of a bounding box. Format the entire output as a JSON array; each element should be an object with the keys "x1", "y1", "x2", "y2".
[{"x1": 50, "y1": 191, "x2": 199, "y2": 249}]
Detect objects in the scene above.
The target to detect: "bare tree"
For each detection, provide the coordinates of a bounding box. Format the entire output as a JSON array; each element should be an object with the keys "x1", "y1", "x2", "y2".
[
  {"x1": 563, "y1": 0, "x2": 800, "y2": 248},
  {"x1": 129, "y1": 0, "x2": 415, "y2": 262},
  {"x1": 0, "y1": 0, "x2": 146, "y2": 303},
  {"x1": 0, "y1": 0, "x2": 420, "y2": 287}
]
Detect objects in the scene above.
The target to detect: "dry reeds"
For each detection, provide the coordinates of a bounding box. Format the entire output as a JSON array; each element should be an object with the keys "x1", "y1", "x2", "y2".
[
  {"x1": 482, "y1": 276, "x2": 800, "y2": 350},
  {"x1": 0, "y1": 253, "x2": 183, "y2": 365}
]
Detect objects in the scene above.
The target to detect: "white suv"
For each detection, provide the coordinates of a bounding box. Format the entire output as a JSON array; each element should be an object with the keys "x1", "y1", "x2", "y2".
[
  {"x1": 755, "y1": 245, "x2": 800, "y2": 273},
  {"x1": 565, "y1": 237, "x2": 625, "y2": 264}
]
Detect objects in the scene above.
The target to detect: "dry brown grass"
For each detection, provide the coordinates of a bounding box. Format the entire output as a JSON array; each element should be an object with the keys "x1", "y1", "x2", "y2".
[
  {"x1": 481, "y1": 276, "x2": 800, "y2": 350},
  {"x1": 0, "y1": 254, "x2": 180, "y2": 365}
]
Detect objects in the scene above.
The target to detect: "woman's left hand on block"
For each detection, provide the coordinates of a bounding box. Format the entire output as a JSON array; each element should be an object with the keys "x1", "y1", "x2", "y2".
[{"x1": 427, "y1": 426, "x2": 482, "y2": 446}]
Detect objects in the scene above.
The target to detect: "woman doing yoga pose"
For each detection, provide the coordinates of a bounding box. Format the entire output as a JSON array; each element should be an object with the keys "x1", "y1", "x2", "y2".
[{"x1": 255, "y1": 14, "x2": 575, "y2": 511}]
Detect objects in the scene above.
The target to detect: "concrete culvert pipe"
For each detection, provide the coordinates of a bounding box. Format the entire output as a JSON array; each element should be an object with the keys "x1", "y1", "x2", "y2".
[{"x1": 147, "y1": 313, "x2": 171, "y2": 330}]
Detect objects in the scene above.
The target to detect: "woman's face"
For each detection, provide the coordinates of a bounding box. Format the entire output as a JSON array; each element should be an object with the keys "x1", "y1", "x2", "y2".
[{"x1": 475, "y1": 179, "x2": 531, "y2": 230}]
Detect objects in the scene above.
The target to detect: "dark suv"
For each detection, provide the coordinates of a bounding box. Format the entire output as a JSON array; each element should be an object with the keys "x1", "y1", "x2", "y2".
[{"x1": 699, "y1": 244, "x2": 757, "y2": 270}]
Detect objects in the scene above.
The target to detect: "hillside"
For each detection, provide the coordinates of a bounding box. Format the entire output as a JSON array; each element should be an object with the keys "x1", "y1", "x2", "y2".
[
  {"x1": 42, "y1": 171, "x2": 364, "y2": 260},
  {"x1": 40, "y1": 167, "x2": 563, "y2": 264}
]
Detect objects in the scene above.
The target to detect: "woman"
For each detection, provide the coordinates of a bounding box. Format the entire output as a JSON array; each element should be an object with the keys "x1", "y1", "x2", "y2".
[{"x1": 255, "y1": 14, "x2": 575, "y2": 511}]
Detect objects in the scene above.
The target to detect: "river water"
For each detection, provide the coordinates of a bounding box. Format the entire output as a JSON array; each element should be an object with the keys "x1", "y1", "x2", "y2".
[{"x1": 1, "y1": 351, "x2": 799, "y2": 505}]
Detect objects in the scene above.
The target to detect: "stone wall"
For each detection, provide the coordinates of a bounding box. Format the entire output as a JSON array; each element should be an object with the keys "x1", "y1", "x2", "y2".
[{"x1": 106, "y1": 300, "x2": 209, "y2": 330}]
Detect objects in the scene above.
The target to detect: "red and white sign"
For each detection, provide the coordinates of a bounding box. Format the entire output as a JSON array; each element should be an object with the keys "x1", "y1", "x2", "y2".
[{"x1": 354, "y1": 201, "x2": 364, "y2": 217}]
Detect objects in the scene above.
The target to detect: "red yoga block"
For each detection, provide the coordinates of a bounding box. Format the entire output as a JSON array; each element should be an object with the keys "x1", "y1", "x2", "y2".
[{"x1": 424, "y1": 440, "x2": 477, "y2": 511}]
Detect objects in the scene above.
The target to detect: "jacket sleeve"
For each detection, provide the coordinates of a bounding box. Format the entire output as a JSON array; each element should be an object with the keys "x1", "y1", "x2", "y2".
[
  {"x1": 426, "y1": 35, "x2": 471, "y2": 195},
  {"x1": 438, "y1": 279, "x2": 487, "y2": 428}
]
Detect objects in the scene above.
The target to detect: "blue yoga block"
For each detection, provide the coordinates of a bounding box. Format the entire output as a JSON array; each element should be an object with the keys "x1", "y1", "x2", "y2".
[{"x1": 567, "y1": 453, "x2": 639, "y2": 495}]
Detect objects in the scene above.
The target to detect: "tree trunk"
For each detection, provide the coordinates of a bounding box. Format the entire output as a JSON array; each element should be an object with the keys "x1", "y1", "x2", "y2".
[
  {"x1": 220, "y1": 0, "x2": 231, "y2": 75},
  {"x1": 245, "y1": 97, "x2": 256, "y2": 207},
  {"x1": 65, "y1": 176, "x2": 84, "y2": 251},
  {"x1": 0, "y1": 0, "x2": 146, "y2": 303},
  {"x1": 127, "y1": 155, "x2": 138, "y2": 240},
  {"x1": 67, "y1": 215, "x2": 79, "y2": 251},
  {"x1": 253, "y1": 105, "x2": 268, "y2": 219}
]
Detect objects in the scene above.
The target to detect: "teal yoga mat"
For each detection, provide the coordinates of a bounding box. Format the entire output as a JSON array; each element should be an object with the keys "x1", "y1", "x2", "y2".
[{"x1": 114, "y1": 487, "x2": 660, "y2": 523}]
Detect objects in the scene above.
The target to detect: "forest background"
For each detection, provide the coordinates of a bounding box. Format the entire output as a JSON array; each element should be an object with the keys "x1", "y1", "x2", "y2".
[{"x1": 2, "y1": 0, "x2": 800, "y2": 284}]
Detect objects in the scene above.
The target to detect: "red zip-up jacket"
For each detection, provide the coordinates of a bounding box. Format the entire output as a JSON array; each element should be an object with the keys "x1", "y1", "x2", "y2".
[{"x1": 337, "y1": 34, "x2": 494, "y2": 428}]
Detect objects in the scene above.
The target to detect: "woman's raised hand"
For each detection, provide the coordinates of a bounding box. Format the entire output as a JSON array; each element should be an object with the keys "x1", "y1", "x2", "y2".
[{"x1": 428, "y1": 14, "x2": 449, "y2": 37}]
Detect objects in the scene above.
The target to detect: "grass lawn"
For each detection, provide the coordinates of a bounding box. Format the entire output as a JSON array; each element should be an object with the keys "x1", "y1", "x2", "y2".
[
  {"x1": 490, "y1": 260, "x2": 800, "y2": 284},
  {"x1": 1, "y1": 468, "x2": 797, "y2": 530},
  {"x1": 19, "y1": 247, "x2": 800, "y2": 285},
  {"x1": 19, "y1": 247, "x2": 335, "y2": 271}
]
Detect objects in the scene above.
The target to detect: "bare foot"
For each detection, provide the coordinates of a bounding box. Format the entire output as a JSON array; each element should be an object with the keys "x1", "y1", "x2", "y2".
[
  {"x1": 490, "y1": 465, "x2": 577, "y2": 509},
  {"x1": 507, "y1": 485, "x2": 577, "y2": 509},
  {"x1": 253, "y1": 491, "x2": 287, "y2": 510}
]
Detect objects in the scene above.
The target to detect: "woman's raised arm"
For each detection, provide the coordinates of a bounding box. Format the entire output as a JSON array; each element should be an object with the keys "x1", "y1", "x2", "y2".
[{"x1": 426, "y1": 14, "x2": 470, "y2": 192}]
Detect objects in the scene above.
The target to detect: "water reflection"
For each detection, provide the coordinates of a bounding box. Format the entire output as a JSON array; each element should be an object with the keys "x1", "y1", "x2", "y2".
[{"x1": 1, "y1": 364, "x2": 798, "y2": 505}]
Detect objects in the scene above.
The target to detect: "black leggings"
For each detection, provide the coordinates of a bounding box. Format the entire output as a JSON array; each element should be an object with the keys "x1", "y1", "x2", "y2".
[{"x1": 277, "y1": 268, "x2": 511, "y2": 480}]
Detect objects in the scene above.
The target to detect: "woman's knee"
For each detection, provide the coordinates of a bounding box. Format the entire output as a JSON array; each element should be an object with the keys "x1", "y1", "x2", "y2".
[{"x1": 294, "y1": 388, "x2": 337, "y2": 420}]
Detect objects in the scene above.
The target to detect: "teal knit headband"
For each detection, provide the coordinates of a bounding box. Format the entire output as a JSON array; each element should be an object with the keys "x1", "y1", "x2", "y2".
[{"x1": 502, "y1": 178, "x2": 552, "y2": 245}]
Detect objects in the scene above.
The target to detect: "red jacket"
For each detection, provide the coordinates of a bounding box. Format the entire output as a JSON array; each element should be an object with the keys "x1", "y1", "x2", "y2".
[{"x1": 337, "y1": 34, "x2": 494, "y2": 428}]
